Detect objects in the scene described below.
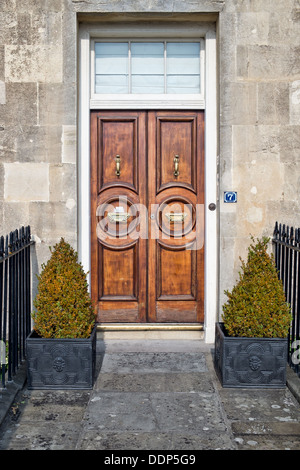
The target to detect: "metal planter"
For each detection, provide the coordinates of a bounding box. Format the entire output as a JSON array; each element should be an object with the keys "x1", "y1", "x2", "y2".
[
  {"x1": 26, "y1": 326, "x2": 97, "y2": 390},
  {"x1": 214, "y1": 322, "x2": 288, "y2": 388}
]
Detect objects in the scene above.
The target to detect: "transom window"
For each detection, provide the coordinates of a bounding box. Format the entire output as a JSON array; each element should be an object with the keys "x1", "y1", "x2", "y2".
[{"x1": 94, "y1": 41, "x2": 202, "y2": 95}]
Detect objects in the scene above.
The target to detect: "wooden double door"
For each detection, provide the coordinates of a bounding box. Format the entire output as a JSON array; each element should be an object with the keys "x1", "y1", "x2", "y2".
[{"x1": 91, "y1": 110, "x2": 204, "y2": 323}]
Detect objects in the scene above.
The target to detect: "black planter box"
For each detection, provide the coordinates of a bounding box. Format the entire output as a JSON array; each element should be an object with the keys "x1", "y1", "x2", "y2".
[
  {"x1": 26, "y1": 326, "x2": 97, "y2": 390},
  {"x1": 214, "y1": 322, "x2": 288, "y2": 388}
]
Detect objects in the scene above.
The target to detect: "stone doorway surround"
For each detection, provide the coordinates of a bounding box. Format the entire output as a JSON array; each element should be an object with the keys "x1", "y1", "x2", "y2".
[{"x1": 78, "y1": 15, "x2": 218, "y2": 343}]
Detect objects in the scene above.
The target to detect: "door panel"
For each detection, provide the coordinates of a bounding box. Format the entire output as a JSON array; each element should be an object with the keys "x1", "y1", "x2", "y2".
[
  {"x1": 157, "y1": 117, "x2": 197, "y2": 193},
  {"x1": 148, "y1": 111, "x2": 204, "y2": 323},
  {"x1": 99, "y1": 117, "x2": 139, "y2": 192},
  {"x1": 90, "y1": 110, "x2": 204, "y2": 323},
  {"x1": 90, "y1": 111, "x2": 147, "y2": 323}
]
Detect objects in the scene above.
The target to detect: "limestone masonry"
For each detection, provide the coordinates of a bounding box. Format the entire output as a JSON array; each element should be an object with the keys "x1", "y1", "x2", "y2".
[{"x1": 0, "y1": 0, "x2": 299, "y2": 312}]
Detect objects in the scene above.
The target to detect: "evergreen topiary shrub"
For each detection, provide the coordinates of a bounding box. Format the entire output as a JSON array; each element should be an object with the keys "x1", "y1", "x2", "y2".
[
  {"x1": 222, "y1": 236, "x2": 291, "y2": 338},
  {"x1": 32, "y1": 238, "x2": 95, "y2": 339}
]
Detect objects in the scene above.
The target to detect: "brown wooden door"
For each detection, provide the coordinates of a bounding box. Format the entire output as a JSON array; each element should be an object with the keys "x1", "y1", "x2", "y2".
[{"x1": 90, "y1": 110, "x2": 204, "y2": 323}]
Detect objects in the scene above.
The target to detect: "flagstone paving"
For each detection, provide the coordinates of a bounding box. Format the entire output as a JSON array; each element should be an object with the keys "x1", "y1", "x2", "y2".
[{"x1": 0, "y1": 340, "x2": 299, "y2": 451}]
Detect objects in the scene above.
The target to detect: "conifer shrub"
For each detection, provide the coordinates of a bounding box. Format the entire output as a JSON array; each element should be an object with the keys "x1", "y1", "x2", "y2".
[
  {"x1": 32, "y1": 239, "x2": 95, "y2": 339},
  {"x1": 222, "y1": 237, "x2": 291, "y2": 338}
]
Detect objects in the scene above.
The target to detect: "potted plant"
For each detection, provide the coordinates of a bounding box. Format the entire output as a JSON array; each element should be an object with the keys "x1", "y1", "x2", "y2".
[
  {"x1": 26, "y1": 239, "x2": 96, "y2": 389},
  {"x1": 214, "y1": 236, "x2": 291, "y2": 388}
]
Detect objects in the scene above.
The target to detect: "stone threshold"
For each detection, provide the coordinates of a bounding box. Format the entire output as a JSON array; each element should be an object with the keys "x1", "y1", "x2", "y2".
[{"x1": 96, "y1": 323, "x2": 204, "y2": 340}]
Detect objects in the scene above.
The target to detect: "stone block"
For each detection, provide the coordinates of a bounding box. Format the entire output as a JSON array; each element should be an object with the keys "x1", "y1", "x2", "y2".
[
  {"x1": 219, "y1": 125, "x2": 234, "y2": 188},
  {"x1": 15, "y1": 0, "x2": 66, "y2": 13},
  {"x1": 62, "y1": 125, "x2": 76, "y2": 163},
  {"x1": 3, "y1": 202, "x2": 30, "y2": 235},
  {"x1": 16, "y1": 13, "x2": 32, "y2": 45},
  {"x1": 279, "y1": 125, "x2": 300, "y2": 164},
  {"x1": 49, "y1": 163, "x2": 76, "y2": 202},
  {"x1": 29, "y1": 201, "x2": 77, "y2": 239},
  {"x1": 16, "y1": 126, "x2": 62, "y2": 164},
  {"x1": 219, "y1": 235, "x2": 237, "y2": 301},
  {"x1": 38, "y1": 84, "x2": 76, "y2": 126},
  {"x1": 0, "y1": 0, "x2": 17, "y2": 12},
  {"x1": 221, "y1": 82, "x2": 257, "y2": 125},
  {"x1": 268, "y1": 11, "x2": 300, "y2": 45},
  {"x1": 290, "y1": 80, "x2": 300, "y2": 125},
  {"x1": 0, "y1": 12, "x2": 18, "y2": 44},
  {"x1": 4, "y1": 162, "x2": 49, "y2": 202},
  {"x1": 227, "y1": 0, "x2": 294, "y2": 14},
  {"x1": 235, "y1": 160, "x2": 284, "y2": 202},
  {"x1": 281, "y1": 162, "x2": 299, "y2": 202},
  {"x1": 2, "y1": 83, "x2": 37, "y2": 127},
  {"x1": 0, "y1": 46, "x2": 4, "y2": 82},
  {"x1": 70, "y1": 0, "x2": 225, "y2": 13},
  {"x1": 0, "y1": 163, "x2": 3, "y2": 199},
  {"x1": 232, "y1": 125, "x2": 280, "y2": 163},
  {"x1": 5, "y1": 45, "x2": 62, "y2": 83},
  {"x1": 61, "y1": 11, "x2": 77, "y2": 85},
  {"x1": 258, "y1": 82, "x2": 289, "y2": 125},
  {"x1": 237, "y1": 45, "x2": 300, "y2": 80},
  {"x1": 0, "y1": 81, "x2": 6, "y2": 105},
  {"x1": 0, "y1": 202, "x2": 3, "y2": 232},
  {"x1": 0, "y1": 125, "x2": 17, "y2": 162},
  {"x1": 30, "y1": 12, "x2": 62, "y2": 46},
  {"x1": 236, "y1": 12, "x2": 269, "y2": 45},
  {"x1": 219, "y1": 13, "x2": 238, "y2": 82}
]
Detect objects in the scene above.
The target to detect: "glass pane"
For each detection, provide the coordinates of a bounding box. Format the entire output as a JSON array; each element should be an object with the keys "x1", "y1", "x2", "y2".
[
  {"x1": 131, "y1": 75, "x2": 164, "y2": 94},
  {"x1": 167, "y1": 74, "x2": 200, "y2": 94},
  {"x1": 131, "y1": 42, "x2": 164, "y2": 93},
  {"x1": 166, "y1": 42, "x2": 200, "y2": 94},
  {"x1": 95, "y1": 75, "x2": 129, "y2": 94},
  {"x1": 95, "y1": 42, "x2": 129, "y2": 93}
]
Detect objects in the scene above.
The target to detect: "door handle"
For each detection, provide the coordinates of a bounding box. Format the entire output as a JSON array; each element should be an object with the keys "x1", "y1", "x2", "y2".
[
  {"x1": 115, "y1": 155, "x2": 121, "y2": 177},
  {"x1": 174, "y1": 154, "x2": 179, "y2": 177}
]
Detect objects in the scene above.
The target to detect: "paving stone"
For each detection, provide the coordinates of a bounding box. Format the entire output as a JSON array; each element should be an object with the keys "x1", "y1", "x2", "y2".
[
  {"x1": 0, "y1": 422, "x2": 83, "y2": 450},
  {"x1": 100, "y1": 352, "x2": 207, "y2": 374},
  {"x1": 234, "y1": 435, "x2": 300, "y2": 451},
  {"x1": 218, "y1": 388, "x2": 300, "y2": 422},
  {"x1": 95, "y1": 372, "x2": 214, "y2": 393},
  {"x1": 150, "y1": 392, "x2": 227, "y2": 433},
  {"x1": 0, "y1": 341, "x2": 300, "y2": 451},
  {"x1": 77, "y1": 430, "x2": 236, "y2": 451}
]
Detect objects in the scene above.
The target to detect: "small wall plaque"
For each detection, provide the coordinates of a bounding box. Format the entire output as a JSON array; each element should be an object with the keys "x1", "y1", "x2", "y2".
[{"x1": 224, "y1": 191, "x2": 237, "y2": 203}]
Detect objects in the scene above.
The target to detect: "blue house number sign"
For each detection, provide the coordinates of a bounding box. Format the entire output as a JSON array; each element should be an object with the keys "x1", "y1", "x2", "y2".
[{"x1": 224, "y1": 191, "x2": 237, "y2": 203}]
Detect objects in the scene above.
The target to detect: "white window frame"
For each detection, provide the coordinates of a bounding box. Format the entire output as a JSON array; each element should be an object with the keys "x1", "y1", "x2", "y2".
[
  {"x1": 90, "y1": 38, "x2": 205, "y2": 109},
  {"x1": 78, "y1": 21, "x2": 217, "y2": 343}
]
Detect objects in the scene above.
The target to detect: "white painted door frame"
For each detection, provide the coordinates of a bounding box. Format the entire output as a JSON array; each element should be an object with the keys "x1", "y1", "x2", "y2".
[{"x1": 78, "y1": 21, "x2": 218, "y2": 343}]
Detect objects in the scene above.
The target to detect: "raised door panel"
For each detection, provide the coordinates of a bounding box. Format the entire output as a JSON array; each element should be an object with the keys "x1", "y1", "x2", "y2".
[
  {"x1": 99, "y1": 244, "x2": 138, "y2": 300},
  {"x1": 157, "y1": 117, "x2": 197, "y2": 193},
  {"x1": 98, "y1": 117, "x2": 138, "y2": 193}
]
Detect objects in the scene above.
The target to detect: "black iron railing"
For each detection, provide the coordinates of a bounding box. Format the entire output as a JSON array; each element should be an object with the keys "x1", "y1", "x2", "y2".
[
  {"x1": 273, "y1": 222, "x2": 300, "y2": 376},
  {"x1": 0, "y1": 226, "x2": 34, "y2": 388}
]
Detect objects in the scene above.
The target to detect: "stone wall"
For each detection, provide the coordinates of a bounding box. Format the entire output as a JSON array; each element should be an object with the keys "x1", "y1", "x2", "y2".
[
  {"x1": 219, "y1": 0, "x2": 300, "y2": 305},
  {"x1": 0, "y1": 0, "x2": 77, "y2": 277},
  {"x1": 0, "y1": 0, "x2": 299, "y2": 312}
]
